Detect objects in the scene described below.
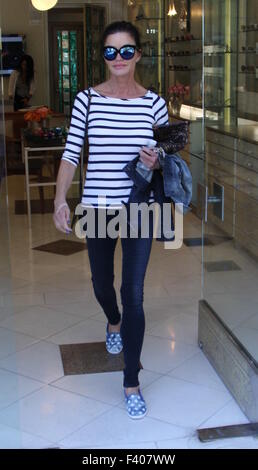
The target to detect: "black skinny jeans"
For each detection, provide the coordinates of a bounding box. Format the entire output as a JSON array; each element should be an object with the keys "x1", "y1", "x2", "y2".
[{"x1": 86, "y1": 210, "x2": 153, "y2": 388}]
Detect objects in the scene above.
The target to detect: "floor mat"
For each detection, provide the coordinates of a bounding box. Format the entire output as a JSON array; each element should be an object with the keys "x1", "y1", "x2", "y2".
[
  {"x1": 184, "y1": 235, "x2": 233, "y2": 247},
  {"x1": 204, "y1": 260, "x2": 241, "y2": 272},
  {"x1": 59, "y1": 341, "x2": 142, "y2": 375},
  {"x1": 184, "y1": 237, "x2": 214, "y2": 247},
  {"x1": 33, "y1": 239, "x2": 87, "y2": 255}
]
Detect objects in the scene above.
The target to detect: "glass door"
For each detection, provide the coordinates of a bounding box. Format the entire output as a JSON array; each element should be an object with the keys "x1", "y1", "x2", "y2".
[
  {"x1": 200, "y1": 0, "x2": 258, "y2": 421},
  {"x1": 0, "y1": 18, "x2": 15, "y2": 340},
  {"x1": 0, "y1": 21, "x2": 24, "y2": 448}
]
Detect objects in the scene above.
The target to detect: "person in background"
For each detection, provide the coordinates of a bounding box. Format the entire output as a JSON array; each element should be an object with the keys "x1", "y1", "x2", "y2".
[{"x1": 8, "y1": 54, "x2": 35, "y2": 111}]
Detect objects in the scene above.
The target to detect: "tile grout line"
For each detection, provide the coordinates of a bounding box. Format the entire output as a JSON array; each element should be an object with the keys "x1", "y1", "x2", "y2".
[
  {"x1": 195, "y1": 397, "x2": 239, "y2": 431},
  {"x1": 55, "y1": 404, "x2": 121, "y2": 447}
]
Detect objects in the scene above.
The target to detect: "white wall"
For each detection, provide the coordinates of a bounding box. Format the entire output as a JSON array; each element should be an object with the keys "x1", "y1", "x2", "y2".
[{"x1": 2, "y1": 0, "x2": 127, "y2": 109}]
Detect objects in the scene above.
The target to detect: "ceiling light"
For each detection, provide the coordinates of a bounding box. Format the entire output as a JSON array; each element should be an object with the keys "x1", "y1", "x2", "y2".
[
  {"x1": 31, "y1": 0, "x2": 58, "y2": 12},
  {"x1": 168, "y1": 3, "x2": 177, "y2": 17}
]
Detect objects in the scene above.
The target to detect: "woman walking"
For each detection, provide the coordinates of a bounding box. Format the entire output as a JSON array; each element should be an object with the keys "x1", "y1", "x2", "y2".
[
  {"x1": 8, "y1": 54, "x2": 35, "y2": 111},
  {"x1": 53, "y1": 21, "x2": 169, "y2": 419}
]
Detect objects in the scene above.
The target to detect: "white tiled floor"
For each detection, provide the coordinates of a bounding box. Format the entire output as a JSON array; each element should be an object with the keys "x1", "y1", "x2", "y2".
[
  {"x1": 0, "y1": 185, "x2": 257, "y2": 449},
  {"x1": 0, "y1": 305, "x2": 83, "y2": 339},
  {"x1": 0, "y1": 327, "x2": 38, "y2": 360}
]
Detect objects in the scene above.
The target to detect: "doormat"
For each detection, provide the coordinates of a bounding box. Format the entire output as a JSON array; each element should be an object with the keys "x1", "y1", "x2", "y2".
[
  {"x1": 184, "y1": 235, "x2": 233, "y2": 247},
  {"x1": 59, "y1": 341, "x2": 143, "y2": 375},
  {"x1": 15, "y1": 197, "x2": 78, "y2": 214},
  {"x1": 204, "y1": 260, "x2": 241, "y2": 272},
  {"x1": 184, "y1": 237, "x2": 214, "y2": 247},
  {"x1": 33, "y1": 239, "x2": 87, "y2": 256},
  {"x1": 206, "y1": 235, "x2": 233, "y2": 245}
]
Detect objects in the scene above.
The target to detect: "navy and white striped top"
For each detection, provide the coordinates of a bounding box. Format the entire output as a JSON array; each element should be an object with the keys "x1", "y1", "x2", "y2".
[{"x1": 62, "y1": 87, "x2": 169, "y2": 208}]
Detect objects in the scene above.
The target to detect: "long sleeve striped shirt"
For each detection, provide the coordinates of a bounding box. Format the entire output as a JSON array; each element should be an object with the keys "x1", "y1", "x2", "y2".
[{"x1": 62, "y1": 87, "x2": 169, "y2": 208}]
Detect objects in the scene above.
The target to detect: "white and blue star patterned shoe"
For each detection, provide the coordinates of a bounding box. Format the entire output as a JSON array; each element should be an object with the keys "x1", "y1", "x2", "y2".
[
  {"x1": 124, "y1": 389, "x2": 147, "y2": 419},
  {"x1": 106, "y1": 323, "x2": 123, "y2": 354}
]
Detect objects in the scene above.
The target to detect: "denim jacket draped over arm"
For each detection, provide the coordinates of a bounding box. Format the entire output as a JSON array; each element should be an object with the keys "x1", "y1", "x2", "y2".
[{"x1": 123, "y1": 152, "x2": 192, "y2": 241}]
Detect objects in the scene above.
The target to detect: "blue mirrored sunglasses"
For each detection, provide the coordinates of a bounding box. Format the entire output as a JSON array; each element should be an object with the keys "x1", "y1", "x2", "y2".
[{"x1": 103, "y1": 45, "x2": 140, "y2": 61}]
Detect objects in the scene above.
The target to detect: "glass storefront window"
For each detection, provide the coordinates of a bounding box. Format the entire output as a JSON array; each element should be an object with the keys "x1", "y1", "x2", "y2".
[{"x1": 201, "y1": 0, "x2": 258, "y2": 420}]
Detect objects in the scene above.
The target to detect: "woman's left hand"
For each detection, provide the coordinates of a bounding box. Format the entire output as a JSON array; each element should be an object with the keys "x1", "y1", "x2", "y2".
[{"x1": 139, "y1": 147, "x2": 160, "y2": 170}]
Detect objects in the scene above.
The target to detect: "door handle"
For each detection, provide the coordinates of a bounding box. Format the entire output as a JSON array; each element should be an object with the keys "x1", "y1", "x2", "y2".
[
  {"x1": 205, "y1": 182, "x2": 224, "y2": 222},
  {"x1": 197, "y1": 182, "x2": 224, "y2": 222}
]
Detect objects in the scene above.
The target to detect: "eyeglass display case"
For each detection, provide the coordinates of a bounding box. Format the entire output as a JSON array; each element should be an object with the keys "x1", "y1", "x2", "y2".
[
  {"x1": 127, "y1": 0, "x2": 165, "y2": 96},
  {"x1": 201, "y1": 0, "x2": 258, "y2": 422},
  {"x1": 165, "y1": 0, "x2": 202, "y2": 109},
  {"x1": 237, "y1": 0, "x2": 258, "y2": 121},
  {"x1": 203, "y1": 0, "x2": 238, "y2": 127},
  {"x1": 204, "y1": 0, "x2": 258, "y2": 260}
]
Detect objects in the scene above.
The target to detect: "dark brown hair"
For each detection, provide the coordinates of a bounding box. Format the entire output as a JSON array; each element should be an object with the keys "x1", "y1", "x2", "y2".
[
  {"x1": 17, "y1": 54, "x2": 34, "y2": 86},
  {"x1": 101, "y1": 21, "x2": 141, "y2": 50}
]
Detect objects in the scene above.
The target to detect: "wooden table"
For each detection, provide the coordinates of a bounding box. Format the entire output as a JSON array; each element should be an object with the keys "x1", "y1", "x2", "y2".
[{"x1": 22, "y1": 137, "x2": 84, "y2": 227}]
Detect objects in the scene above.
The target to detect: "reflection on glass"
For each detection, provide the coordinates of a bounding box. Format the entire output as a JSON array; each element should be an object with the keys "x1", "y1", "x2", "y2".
[
  {"x1": 203, "y1": 0, "x2": 258, "y2": 366},
  {"x1": 127, "y1": 0, "x2": 165, "y2": 95},
  {"x1": 84, "y1": 6, "x2": 106, "y2": 87}
]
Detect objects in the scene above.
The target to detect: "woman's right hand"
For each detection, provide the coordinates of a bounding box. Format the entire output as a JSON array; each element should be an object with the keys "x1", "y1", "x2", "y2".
[{"x1": 53, "y1": 200, "x2": 72, "y2": 234}]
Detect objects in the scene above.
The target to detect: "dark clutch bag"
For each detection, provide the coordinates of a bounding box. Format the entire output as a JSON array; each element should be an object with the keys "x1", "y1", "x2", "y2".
[{"x1": 153, "y1": 121, "x2": 189, "y2": 154}]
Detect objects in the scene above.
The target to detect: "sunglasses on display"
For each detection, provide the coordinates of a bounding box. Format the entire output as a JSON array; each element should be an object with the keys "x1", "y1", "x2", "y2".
[{"x1": 103, "y1": 45, "x2": 140, "y2": 61}]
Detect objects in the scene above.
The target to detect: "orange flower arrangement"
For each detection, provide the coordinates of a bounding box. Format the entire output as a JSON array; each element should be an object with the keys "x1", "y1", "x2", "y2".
[{"x1": 24, "y1": 106, "x2": 53, "y2": 122}]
